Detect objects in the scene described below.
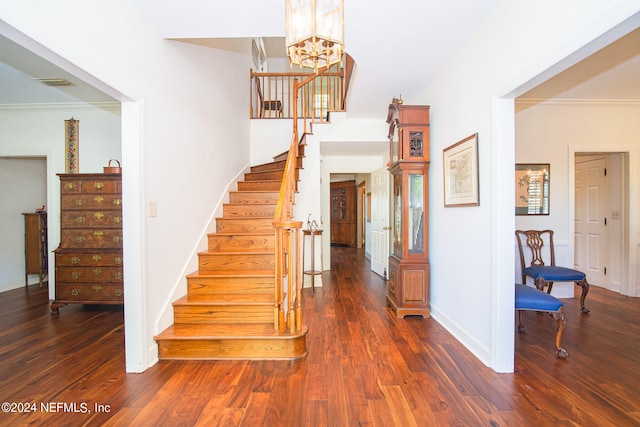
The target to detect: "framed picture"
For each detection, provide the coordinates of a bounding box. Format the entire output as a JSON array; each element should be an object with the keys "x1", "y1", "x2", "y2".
[
  {"x1": 515, "y1": 163, "x2": 549, "y2": 215},
  {"x1": 443, "y1": 133, "x2": 479, "y2": 207},
  {"x1": 252, "y1": 38, "x2": 266, "y2": 71},
  {"x1": 64, "y1": 117, "x2": 79, "y2": 174}
]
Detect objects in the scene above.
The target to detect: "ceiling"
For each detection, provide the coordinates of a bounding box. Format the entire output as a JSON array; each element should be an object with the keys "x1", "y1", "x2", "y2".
[{"x1": 1, "y1": 9, "x2": 639, "y2": 116}]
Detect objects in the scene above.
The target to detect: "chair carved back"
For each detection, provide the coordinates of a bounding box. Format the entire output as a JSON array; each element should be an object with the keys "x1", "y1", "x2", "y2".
[{"x1": 516, "y1": 229, "x2": 557, "y2": 269}]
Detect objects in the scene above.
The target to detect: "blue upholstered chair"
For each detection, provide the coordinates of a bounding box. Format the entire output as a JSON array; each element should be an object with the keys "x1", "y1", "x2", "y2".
[
  {"x1": 515, "y1": 284, "x2": 568, "y2": 358},
  {"x1": 516, "y1": 229, "x2": 590, "y2": 313}
]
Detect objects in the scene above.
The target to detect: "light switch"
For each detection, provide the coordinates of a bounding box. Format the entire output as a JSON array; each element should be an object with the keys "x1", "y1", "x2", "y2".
[{"x1": 149, "y1": 202, "x2": 157, "y2": 217}]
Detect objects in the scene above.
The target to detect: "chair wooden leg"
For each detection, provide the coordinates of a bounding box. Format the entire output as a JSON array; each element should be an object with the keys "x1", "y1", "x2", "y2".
[
  {"x1": 551, "y1": 308, "x2": 568, "y2": 359},
  {"x1": 517, "y1": 310, "x2": 525, "y2": 332},
  {"x1": 534, "y1": 278, "x2": 554, "y2": 294},
  {"x1": 576, "y1": 279, "x2": 590, "y2": 313}
]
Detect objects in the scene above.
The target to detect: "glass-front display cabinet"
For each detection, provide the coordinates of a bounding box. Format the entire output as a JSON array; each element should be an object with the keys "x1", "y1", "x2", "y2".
[{"x1": 386, "y1": 98, "x2": 431, "y2": 317}]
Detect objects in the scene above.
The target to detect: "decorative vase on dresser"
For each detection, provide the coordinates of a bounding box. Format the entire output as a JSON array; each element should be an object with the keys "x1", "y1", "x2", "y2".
[
  {"x1": 52, "y1": 173, "x2": 124, "y2": 313},
  {"x1": 386, "y1": 98, "x2": 431, "y2": 318}
]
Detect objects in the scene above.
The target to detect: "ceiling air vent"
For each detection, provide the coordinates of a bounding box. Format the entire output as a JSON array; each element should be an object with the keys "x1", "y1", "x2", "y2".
[{"x1": 35, "y1": 78, "x2": 73, "y2": 86}]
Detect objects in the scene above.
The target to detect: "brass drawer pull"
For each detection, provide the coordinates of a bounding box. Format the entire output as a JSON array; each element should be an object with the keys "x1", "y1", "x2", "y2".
[
  {"x1": 93, "y1": 231, "x2": 104, "y2": 238},
  {"x1": 71, "y1": 272, "x2": 80, "y2": 279},
  {"x1": 93, "y1": 182, "x2": 104, "y2": 190},
  {"x1": 71, "y1": 289, "x2": 80, "y2": 296},
  {"x1": 71, "y1": 257, "x2": 81, "y2": 264},
  {"x1": 94, "y1": 196, "x2": 104, "y2": 203},
  {"x1": 115, "y1": 289, "x2": 123, "y2": 297},
  {"x1": 94, "y1": 212, "x2": 104, "y2": 220},
  {"x1": 92, "y1": 285, "x2": 103, "y2": 292},
  {"x1": 75, "y1": 199, "x2": 85, "y2": 206},
  {"x1": 64, "y1": 183, "x2": 76, "y2": 191},
  {"x1": 114, "y1": 257, "x2": 122, "y2": 265},
  {"x1": 113, "y1": 236, "x2": 123, "y2": 243},
  {"x1": 93, "y1": 268, "x2": 103, "y2": 276},
  {"x1": 115, "y1": 272, "x2": 123, "y2": 280},
  {"x1": 113, "y1": 199, "x2": 122, "y2": 206},
  {"x1": 92, "y1": 255, "x2": 103, "y2": 262},
  {"x1": 75, "y1": 235, "x2": 85, "y2": 243},
  {"x1": 75, "y1": 216, "x2": 86, "y2": 224},
  {"x1": 113, "y1": 216, "x2": 122, "y2": 224}
]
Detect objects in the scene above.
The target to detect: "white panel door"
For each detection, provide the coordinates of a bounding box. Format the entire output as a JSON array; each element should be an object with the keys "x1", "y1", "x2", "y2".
[
  {"x1": 575, "y1": 156, "x2": 608, "y2": 288},
  {"x1": 371, "y1": 167, "x2": 390, "y2": 277}
]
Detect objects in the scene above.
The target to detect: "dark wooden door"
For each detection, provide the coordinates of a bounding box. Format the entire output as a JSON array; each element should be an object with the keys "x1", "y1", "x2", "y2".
[{"x1": 330, "y1": 180, "x2": 356, "y2": 247}]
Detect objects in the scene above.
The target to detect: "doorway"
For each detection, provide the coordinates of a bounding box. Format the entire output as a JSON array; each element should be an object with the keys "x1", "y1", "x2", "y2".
[
  {"x1": 0, "y1": 157, "x2": 48, "y2": 293},
  {"x1": 329, "y1": 179, "x2": 357, "y2": 247},
  {"x1": 574, "y1": 152, "x2": 627, "y2": 293}
]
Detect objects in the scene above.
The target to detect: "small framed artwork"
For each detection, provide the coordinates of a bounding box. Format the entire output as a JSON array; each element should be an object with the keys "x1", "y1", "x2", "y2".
[
  {"x1": 64, "y1": 117, "x2": 79, "y2": 174},
  {"x1": 515, "y1": 164, "x2": 549, "y2": 215},
  {"x1": 443, "y1": 133, "x2": 479, "y2": 207}
]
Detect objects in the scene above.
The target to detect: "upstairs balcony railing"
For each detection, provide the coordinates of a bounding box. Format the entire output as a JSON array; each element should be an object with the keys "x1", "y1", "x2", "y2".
[{"x1": 250, "y1": 64, "x2": 346, "y2": 122}]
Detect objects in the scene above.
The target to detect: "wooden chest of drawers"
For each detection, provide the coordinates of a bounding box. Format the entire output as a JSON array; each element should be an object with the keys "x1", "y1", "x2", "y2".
[{"x1": 52, "y1": 174, "x2": 124, "y2": 312}]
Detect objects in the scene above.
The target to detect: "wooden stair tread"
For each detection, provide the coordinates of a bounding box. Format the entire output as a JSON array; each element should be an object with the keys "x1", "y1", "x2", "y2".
[
  {"x1": 174, "y1": 294, "x2": 274, "y2": 305},
  {"x1": 155, "y1": 323, "x2": 308, "y2": 340},
  {"x1": 187, "y1": 269, "x2": 274, "y2": 276},
  {"x1": 239, "y1": 180, "x2": 281, "y2": 184},
  {"x1": 206, "y1": 232, "x2": 273, "y2": 237},
  {"x1": 199, "y1": 250, "x2": 273, "y2": 255},
  {"x1": 229, "y1": 190, "x2": 279, "y2": 195},
  {"x1": 186, "y1": 270, "x2": 274, "y2": 279}
]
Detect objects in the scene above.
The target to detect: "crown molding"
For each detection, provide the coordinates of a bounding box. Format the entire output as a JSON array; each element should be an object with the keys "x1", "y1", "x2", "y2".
[
  {"x1": 516, "y1": 98, "x2": 640, "y2": 112},
  {"x1": 0, "y1": 102, "x2": 121, "y2": 114}
]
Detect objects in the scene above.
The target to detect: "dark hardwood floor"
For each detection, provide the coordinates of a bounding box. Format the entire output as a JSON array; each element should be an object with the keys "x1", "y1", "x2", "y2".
[{"x1": 1, "y1": 246, "x2": 639, "y2": 426}]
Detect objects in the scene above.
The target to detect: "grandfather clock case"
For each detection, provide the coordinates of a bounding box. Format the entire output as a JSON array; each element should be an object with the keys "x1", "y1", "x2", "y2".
[{"x1": 386, "y1": 99, "x2": 430, "y2": 318}]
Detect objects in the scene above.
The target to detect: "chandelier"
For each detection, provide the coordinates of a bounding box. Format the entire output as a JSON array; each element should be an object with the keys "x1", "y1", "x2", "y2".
[{"x1": 285, "y1": 0, "x2": 344, "y2": 71}]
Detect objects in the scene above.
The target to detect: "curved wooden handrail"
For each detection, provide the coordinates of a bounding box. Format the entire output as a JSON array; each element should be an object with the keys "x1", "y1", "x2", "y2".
[{"x1": 273, "y1": 67, "x2": 333, "y2": 333}]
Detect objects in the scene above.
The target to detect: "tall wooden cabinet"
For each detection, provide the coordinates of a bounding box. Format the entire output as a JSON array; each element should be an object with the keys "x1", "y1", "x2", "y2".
[
  {"x1": 330, "y1": 180, "x2": 356, "y2": 247},
  {"x1": 23, "y1": 212, "x2": 48, "y2": 287},
  {"x1": 52, "y1": 173, "x2": 124, "y2": 312},
  {"x1": 386, "y1": 99, "x2": 431, "y2": 318}
]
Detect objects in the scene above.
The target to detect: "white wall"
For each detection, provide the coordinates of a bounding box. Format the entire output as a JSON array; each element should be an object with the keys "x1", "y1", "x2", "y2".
[
  {"x1": 416, "y1": 1, "x2": 640, "y2": 372},
  {"x1": 0, "y1": 104, "x2": 121, "y2": 294},
  {"x1": 516, "y1": 100, "x2": 640, "y2": 297},
  {"x1": 1, "y1": 1, "x2": 253, "y2": 372}
]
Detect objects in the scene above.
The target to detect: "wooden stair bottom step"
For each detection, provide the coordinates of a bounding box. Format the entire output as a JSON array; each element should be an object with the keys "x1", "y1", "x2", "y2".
[{"x1": 155, "y1": 323, "x2": 308, "y2": 360}]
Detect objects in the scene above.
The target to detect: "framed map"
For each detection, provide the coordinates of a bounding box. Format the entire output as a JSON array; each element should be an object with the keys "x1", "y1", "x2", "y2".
[{"x1": 443, "y1": 133, "x2": 479, "y2": 207}]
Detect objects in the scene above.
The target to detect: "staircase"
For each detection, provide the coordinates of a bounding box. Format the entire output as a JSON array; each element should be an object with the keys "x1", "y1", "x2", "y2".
[{"x1": 154, "y1": 148, "x2": 308, "y2": 360}]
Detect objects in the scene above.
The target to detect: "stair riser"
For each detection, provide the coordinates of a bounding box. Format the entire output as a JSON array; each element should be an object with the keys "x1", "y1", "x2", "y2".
[
  {"x1": 229, "y1": 192, "x2": 279, "y2": 204},
  {"x1": 245, "y1": 170, "x2": 284, "y2": 181},
  {"x1": 251, "y1": 161, "x2": 286, "y2": 172},
  {"x1": 198, "y1": 253, "x2": 274, "y2": 272},
  {"x1": 187, "y1": 277, "x2": 274, "y2": 295},
  {"x1": 238, "y1": 181, "x2": 281, "y2": 192},
  {"x1": 207, "y1": 234, "x2": 274, "y2": 252},
  {"x1": 157, "y1": 335, "x2": 307, "y2": 360},
  {"x1": 223, "y1": 204, "x2": 276, "y2": 218},
  {"x1": 174, "y1": 305, "x2": 273, "y2": 324},
  {"x1": 216, "y1": 219, "x2": 274, "y2": 234}
]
